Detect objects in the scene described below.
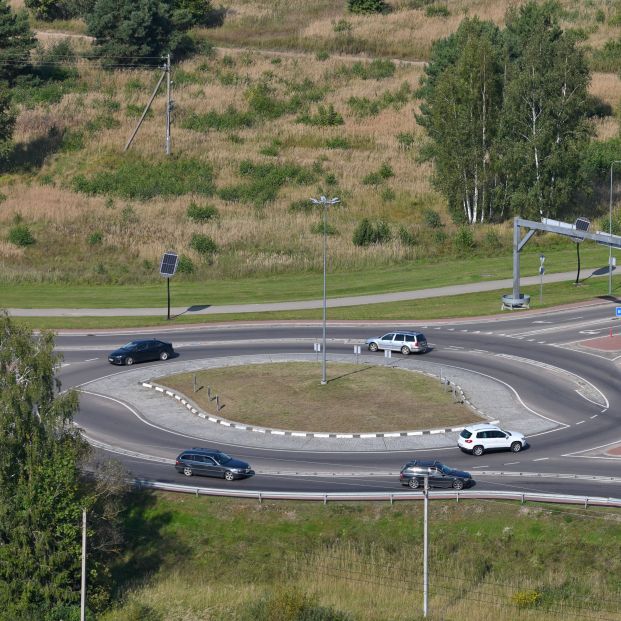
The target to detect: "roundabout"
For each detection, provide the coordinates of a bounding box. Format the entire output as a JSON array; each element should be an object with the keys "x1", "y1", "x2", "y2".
[{"x1": 51, "y1": 298, "x2": 621, "y2": 501}]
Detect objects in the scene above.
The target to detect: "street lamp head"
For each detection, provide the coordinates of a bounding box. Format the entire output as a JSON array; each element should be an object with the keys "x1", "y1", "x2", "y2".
[{"x1": 310, "y1": 195, "x2": 340, "y2": 206}]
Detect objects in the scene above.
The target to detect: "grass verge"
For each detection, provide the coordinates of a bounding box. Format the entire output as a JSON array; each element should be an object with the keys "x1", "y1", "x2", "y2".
[
  {"x1": 100, "y1": 492, "x2": 621, "y2": 621},
  {"x1": 156, "y1": 361, "x2": 476, "y2": 432}
]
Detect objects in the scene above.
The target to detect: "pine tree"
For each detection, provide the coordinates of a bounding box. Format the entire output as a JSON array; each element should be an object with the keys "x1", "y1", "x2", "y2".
[{"x1": 0, "y1": 0, "x2": 36, "y2": 84}]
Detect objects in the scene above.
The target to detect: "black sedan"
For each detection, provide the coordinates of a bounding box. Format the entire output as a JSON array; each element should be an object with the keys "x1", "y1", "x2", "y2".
[
  {"x1": 399, "y1": 459, "x2": 472, "y2": 490},
  {"x1": 175, "y1": 449, "x2": 254, "y2": 481},
  {"x1": 108, "y1": 339, "x2": 175, "y2": 366}
]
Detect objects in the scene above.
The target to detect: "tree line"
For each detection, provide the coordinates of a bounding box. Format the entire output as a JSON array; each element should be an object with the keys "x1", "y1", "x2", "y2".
[{"x1": 417, "y1": 0, "x2": 607, "y2": 225}]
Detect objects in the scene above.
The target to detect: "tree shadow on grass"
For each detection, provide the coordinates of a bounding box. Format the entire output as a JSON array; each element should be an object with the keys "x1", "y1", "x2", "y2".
[
  {"x1": 4, "y1": 126, "x2": 65, "y2": 173},
  {"x1": 109, "y1": 488, "x2": 191, "y2": 598}
]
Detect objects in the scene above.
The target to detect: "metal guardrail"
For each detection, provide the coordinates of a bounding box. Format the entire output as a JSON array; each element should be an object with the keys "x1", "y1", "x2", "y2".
[{"x1": 134, "y1": 480, "x2": 621, "y2": 508}]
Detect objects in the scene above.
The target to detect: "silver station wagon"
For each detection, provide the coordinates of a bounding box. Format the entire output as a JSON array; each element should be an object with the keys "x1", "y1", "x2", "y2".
[{"x1": 366, "y1": 331, "x2": 428, "y2": 355}]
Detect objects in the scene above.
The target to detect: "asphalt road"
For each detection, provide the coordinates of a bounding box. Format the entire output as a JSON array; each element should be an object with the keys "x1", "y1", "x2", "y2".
[{"x1": 53, "y1": 298, "x2": 621, "y2": 500}]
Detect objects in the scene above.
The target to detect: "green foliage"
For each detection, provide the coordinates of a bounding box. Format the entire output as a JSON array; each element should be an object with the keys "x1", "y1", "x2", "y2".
[
  {"x1": 453, "y1": 225, "x2": 475, "y2": 253},
  {"x1": 243, "y1": 589, "x2": 353, "y2": 621},
  {"x1": 482, "y1": 229, "x2": 502, "y2": 251},
  {"x1": 8, "y1": 223, "x2": 35, "y2": 246},
  {"x1": 0, "y1": 0, "x2": 35, "y2": 84},
  {"x1": 423, "y1": 208, "x2": 443, "y2": 228},
  {"x1": 0, "y1": 89, "x2": 14, "y2": 160},
  {"x1": 591, "y1": 39, "x2": 621, "y2": 72},
  {"x1": 190, "y1": 233, "x2": 217, "y2": 255},
  {"x1": 310, "y1": 220, "x2": 339, "y2": 235},
  {"x1": 88, "y1": 230, "x2": 103, "y2": 245},
  {"x1": 425, "y1": 4, "x2": 450, "y2": 17},
  {"x1": 380, "y1": 186, "x2": 395, "y2": 201},
  {"x1": 331, "y1": 59, "x2": 395, "y2": 81},
  {"x1": 0, "y1": 315, "x2": 126, "y2": 617},
  {"x1": 245, "y1": 83, "x2": 287, "y2": 119},
  {"x1": 181, "y1": 106, "x2": 255, "y2": 131},
  {"x1": 60, "y1": 129, "x2": 84, "y2": 152},
  {"x1": 325, "y1": 137, "x2": 350, "y2": 149},
  {"x1": 396, "y1": 131, "x2": 415, "y2": 149},
  {"x1": 580, "y1": 137, "x2": 621, "y2": 180},
  {"x1": 398, "y1": 225, "x2": 417, "y2": 246},
  {"x1": 315, "y1": 50, "x2": 330, "y2": 61},
  {"x1": 333, "y1": 18, "x2": 352, "y2": 33},
  {"x1": 296, "y1": 104, "x2": 343, "y2": 126},
  {"x1": 347, "y1": 0, "x2": 387, "y2": 15},
  {"x1": 219, "y1": 160, "x2": 314, "y2": 207},
  {"x1": 73, "y1": 156, "x2": 214, "y2": 199},
  {"x1": 260, "y1": 139, "x2": 282, "y2": 156},
  {"x1": 288, "y1": 199, "x2": 314, "y2": 213},
  {"x1": 362, "y1": 163, "x2": 393, "y2": 185},
  {"x1": 176, "y1": 254, "x2": 194, "y2": 273},
  {"x1": 352, "y1": 218, "x2": 391, "y2": 246},
  {"x1": 187, "y1": 201, "x2": 218, "y2": 222},
  {"x1": 511, "y1": 589, "x2": 542, "y2": 608}
]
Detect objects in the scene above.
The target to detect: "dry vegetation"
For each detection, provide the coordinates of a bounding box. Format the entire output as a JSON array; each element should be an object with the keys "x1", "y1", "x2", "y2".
[{"x1": 1, "y1": 0, "x2": 621, "y2": 285}]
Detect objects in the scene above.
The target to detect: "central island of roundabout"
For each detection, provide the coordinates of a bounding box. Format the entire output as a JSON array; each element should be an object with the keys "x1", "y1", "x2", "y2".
[{"x1": 82, "y1": 353, "x2": 558, "y2": 453}]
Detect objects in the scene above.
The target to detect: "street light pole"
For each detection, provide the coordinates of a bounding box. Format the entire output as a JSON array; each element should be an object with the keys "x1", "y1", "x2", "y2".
[
  {"x1": 609, "y1": 161, "x2": 621, "y2": 296},
  {"x1": 310, "y1": 195, "x2": 340, "y2": 385}
]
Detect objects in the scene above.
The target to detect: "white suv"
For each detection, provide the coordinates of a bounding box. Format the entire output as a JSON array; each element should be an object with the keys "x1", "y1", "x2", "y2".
[{"x1": 458, "y1": 424, "x2": 526, "y2": 456}]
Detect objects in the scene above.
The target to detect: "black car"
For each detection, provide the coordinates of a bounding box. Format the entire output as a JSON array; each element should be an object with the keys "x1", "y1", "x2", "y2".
[
  {"x1": 399, "y1": 459, "x2": 472, "y2": 490},
  {"x1": 108, "y1": 339, "x2": 175, "y2": 365},
  {"x1": 175, "y1": 448, "x2": 255, "y2": 481}
]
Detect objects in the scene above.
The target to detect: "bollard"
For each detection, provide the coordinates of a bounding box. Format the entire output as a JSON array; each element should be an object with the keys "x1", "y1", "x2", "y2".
[
  {"x1": 193, "y1": 374, "x2": 197, "y2": 393},
  {"x1": 216, "y1": 395, "x2": 220, "y2": 412}
]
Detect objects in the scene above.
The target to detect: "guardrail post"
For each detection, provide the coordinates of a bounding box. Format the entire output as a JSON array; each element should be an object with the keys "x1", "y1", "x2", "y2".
[
  {"x1": 324, "y1": 494, "x2": 328, "y2": 505},
  {"x1": 195, "y1": 488, "x2": 199, "y2": 497},
  {"x1": 193, "y1": 374, "x2": 197, "y2": 393},
  {"x1": 258, "y1": 492, "x2": 262, "y2": 504},
  {"x1": 584, "y1": 497, "x2": 589, "y2": 509},
  {"x1": 455, "y1": 491, "x2": 459, "y2": 503},
  {"x1": 389, "y1": 493, "x2": 393, "y2": 505},
  {"x1": 521, "y1": 493, "x2": 525, "y2": 505}
]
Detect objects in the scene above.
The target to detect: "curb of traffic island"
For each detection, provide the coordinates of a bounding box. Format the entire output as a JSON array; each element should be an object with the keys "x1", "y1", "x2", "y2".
[{"x1": 140, "y1": 379, "x2": 496, "y2": 440}]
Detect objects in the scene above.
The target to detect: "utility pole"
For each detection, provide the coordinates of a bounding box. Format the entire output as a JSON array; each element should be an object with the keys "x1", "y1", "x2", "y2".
[
  {"x1": 165, "y1": 53, "x2": 172, "y2": 156},
  {"x1": 423, "y1": 475, "x2": 429, "y2": 618},
  {"x1": 80, "y1": 508, "x2": 86, "y2": 621}
]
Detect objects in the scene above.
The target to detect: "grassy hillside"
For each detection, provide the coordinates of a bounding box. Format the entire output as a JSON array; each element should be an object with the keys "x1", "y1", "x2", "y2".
[
  {"x1": 2, "y1": 0, "x2": 621, "y2": 292},
  {"x1": 99, "y1": 492, "x2": 621, "y2": 621}
]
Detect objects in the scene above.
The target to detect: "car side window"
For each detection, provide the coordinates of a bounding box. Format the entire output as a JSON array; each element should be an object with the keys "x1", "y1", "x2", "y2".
[
  {"x1": 185, "y1": 454, "x2": 198, "y2": 462},
  {"x1": 382, "y1": 333, "x2": 395, "y2": 341},
  {"x1": 476, "y1": 431, "x2": 487, "y2": 439},
  {"x1": 394, "y1": 334, "x2": 406, "y2": 342},
  {"x1": 204, "y1": 456, "x2": 216, "y2": 465},
  {"x1": 405, "y1": 335, "x2": 415, "y2": 342}
]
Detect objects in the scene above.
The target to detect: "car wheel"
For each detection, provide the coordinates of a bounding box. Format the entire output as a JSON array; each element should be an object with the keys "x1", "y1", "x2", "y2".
[
  {"x1": 408, "y1": 477, "x2": 420, "y2": 489},
  {"x1": 452, "y1": 479, "x2": 465, "y2": 490},
  {"x1": 183, "y1": 467, "x2": 192, "y2": 477},
  {"x1": 510, "y1": 441, "x2": 522, "y2": 453},
  {"x1": 472, "y1": 445, "x2": 484, "y2": 456},
  {"x1": 401, "y1": 346, "x2": 411, "y2": 356},
  {"x1": 368, "y1": 342, "x2": 379, "y2": 352},
  {"x1": 224, "y1": 471, "x2": 235, "y2": 481},
  {"x1": 125, "y1": 357, "x2": 134, "y2": 366},
  {"x1": 160, "y1": 351, "x2": 169, "y2": 361}
]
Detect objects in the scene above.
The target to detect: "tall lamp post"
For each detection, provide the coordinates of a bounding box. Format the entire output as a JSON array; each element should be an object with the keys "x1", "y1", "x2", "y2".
[
  {"x1": 609, "y1": 161, "x2": 621, "y2": 295},
  {"x1": 310, "y1": 195, "x2": 340, "y2": 385}
]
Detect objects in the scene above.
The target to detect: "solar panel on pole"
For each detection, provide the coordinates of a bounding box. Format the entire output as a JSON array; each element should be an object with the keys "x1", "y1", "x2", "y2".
[
  {"x1": 160, "y1": 252, "x2": 179, "y2": 277},
  {"x1": 160, "y1": 251, "x2": 178, "y2": 320}
]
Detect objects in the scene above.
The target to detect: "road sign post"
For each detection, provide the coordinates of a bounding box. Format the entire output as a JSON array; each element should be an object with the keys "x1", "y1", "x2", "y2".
[
  {"x1": 539, "y1": 255, "x2": 545, "y2": 305},
  {"x1": 159, "y1": 251, "x2": 179, "y2": 320}
]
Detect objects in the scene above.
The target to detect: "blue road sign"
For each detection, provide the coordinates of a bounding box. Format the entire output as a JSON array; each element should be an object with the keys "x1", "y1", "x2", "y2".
[{"x1": 616, "y1": 307, "x2": 621, "y2": 317}]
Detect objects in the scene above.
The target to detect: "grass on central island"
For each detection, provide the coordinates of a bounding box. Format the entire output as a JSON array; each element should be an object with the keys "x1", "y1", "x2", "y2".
[{"x1": 156, "y1": 361, "x2": 479, "y2": 432}]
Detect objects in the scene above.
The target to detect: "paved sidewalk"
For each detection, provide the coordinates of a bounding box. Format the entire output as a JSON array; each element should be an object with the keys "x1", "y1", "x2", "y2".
[
  {"x1": 7, "y1": 268, "x2": 612, "y2": 317},
  {"x1": 80, "y1": 353, "x2": 558, "y2": 453}
]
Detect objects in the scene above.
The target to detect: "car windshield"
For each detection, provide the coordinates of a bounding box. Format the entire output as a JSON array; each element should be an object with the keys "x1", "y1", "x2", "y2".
[
  {"x1": 120, "y1": 341, "x2": 140, "y2": 350},
  {"x1": 438, "y1": 464, "x2": 453, "y2": 475},
  {"x1": 212, "y1": 452, "x2": 232, "y2": 465}
]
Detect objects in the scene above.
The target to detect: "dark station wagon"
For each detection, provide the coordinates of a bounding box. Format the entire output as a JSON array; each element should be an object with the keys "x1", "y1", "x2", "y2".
[
  {"x1": 399, "y1": 459, "x2": 472, "y2": 490},
  {"x1": 175, "y1": 448, "x2": 255, "y2": 481}
]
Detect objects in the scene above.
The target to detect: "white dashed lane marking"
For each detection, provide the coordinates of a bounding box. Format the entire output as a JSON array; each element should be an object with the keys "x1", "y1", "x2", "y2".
[{"x1": 533, "y1": 457, "x2": 549, "y2": 462}]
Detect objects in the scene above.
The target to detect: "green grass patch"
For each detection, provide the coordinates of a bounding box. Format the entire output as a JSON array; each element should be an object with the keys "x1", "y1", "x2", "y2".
[
  {"x1": 72, "y1": 155, "x2": 214, "y2": 199},
  {"x1": 180, "y1": 106, "x2": 255, "y2": 131},
  {"x1": 157, "y1": 362, "x2": 476, "y2": 432},
  {"x1": 99, "y1": 493, "x2": 621, "y2": 621}
]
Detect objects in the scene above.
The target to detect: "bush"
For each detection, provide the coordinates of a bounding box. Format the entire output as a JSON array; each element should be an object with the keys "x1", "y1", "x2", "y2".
[
  {"x1": 186, "y1": 202, "x2": 218, "y2": 222},
  {"x1": 176, "y1": 254, "x2": 194, "y2": 273},
  {"x1": 297, "y1": 104, "x2": 344, "y2": 127},
  {"x1": 73, "y1": 156, "x2": 214, "y2": 199},
  {"x1": 348, "y1": 0, "x2": 387, "y2": 14},
  {"x1": 288, "y1": 199, "x2": 314, "y2": 213},
  {"x1": 352, "y1": 218, "x2": 391, "y2": 246},
  {"x1": 245, "y1": 83, "x2": 287, "y2": 119},
  {"x1": 326, "y1": 137, "x2": 350, "y2": 149},
  {"x1": 483, "y1": 229, "x2": 502, "y2": 251},
  {"x1": 260, "y1": 139, "x2": 281, "y2": 156},
  {"x1": 243, "y1": 589, "x2": 353, "y2": 621},
  {"x1": 398, "y1": 225, "x2": 417, "y2": 246},
  {"x1": 511, "y1": 590, "x2": 542, "y2": 609},
  {"x1": 453, "y1": 225, "x2": 475, "y2": 253},
  {"x1": 397, "y1": 131, "x2": 415, "y2": 149},
  {"x1": 425, "y1": 4, "x2": 450, "y2": 17},
  {"x1": 363, "y1": 163, "x2": 393, "y2": 185},
  {"x1": 88, "y1": 231, "x2": 103, "y2": 245},
  {"x1": 181, "y1": 107, "x2": 254, "y2": 131},
  {"x1": 423, "y1": 208, "x2": 443, "y2": 228},
  {"x1": 190, "y1": 233, "x2": 217, "y2": 255},
  {"x1": 351, "y1": 59, "x2": 395, "y2": 80},
  {"x1": 8, "y1": 224, "x2": 35, "y2": 246}
]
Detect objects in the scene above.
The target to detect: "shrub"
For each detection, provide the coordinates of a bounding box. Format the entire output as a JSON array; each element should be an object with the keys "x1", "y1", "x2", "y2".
[
  {"x1": 310, "y1": 221, "x2": 339, "y2": 235},
  {"x1": 190, "y1": 233, "x2": 217, "y2": 255},
  {"x1": 348, "y1": 0, "x2": 387, "y2": 14},
  {"x1": 381, "y1": 187, "x2": 396, "y2": 201},
  {"x1": 73, "y1": 156, "x2": 214, "y2": 199},
  {"x1": 326, "y1": 137, "x2": 350, "y2": 149},
  {"x1": 176, "y1": 254, "x2": 194, "y2": 273},
  {"x1": 181, "y1": 107, "x2": 254, "y2": 131},
  {"x1": 187, "y1": 202, "x2": 218, "y2": 222},
  {"x1": 363, "y1": 163, "x2": 393, "y2": 185},
  {"x1": 397, "y1": 131, "x2": 415, "y2": 149},
  {"x1": 8, "y1": 224, "x2": 35, "y2": 246},
  {"x1": 511, "y1": 590, "x2": 542, "y2": 609},
  {"x1": 60, "y1": 130, "x2": 84, "y2": 152},
  {"x1": 333, "y1": 19, "x2": 352, "y2": 33},
  {"x1": 483, "y1": 229, "x2": 502, "y2": 251},
  {"x1": 398, "y1": 225, "x2": 417, "y2": 246},
  {"x1": 288, "y1": 199, "x2": 314, "y2": 213},
  {"x1": 260, "y1": 140, "x2": 281, "y2": 156},
  {"x1": 379, "y1": 163, "x2": 394, "y2": 179},
  {"x1": 88, "y1": 231, "x2": 103, "y2": 245},
  {"x1": 423, "y1": 208, "x2": 443, "y2": 228},
  {"x1": 244, "y1": 589, "x2": 353, "y2": 621},
  {"x1": 352, "y1": 218, "x2": 391, "y2": 246},
  {"x1": 453, "y1": 225, "x2": 475, "y2": 253},
  {"x1": 245, "y1": 83, "x2": 287, "y2": 119},
  {"x1": 351, "y1": 59, "x2": 395, "y2": 80},
  {"x1": 315, "y1": 51, "x2": 330, "y2": 61},
  {"x1": 425, "y1": 4, "x2": 450, "y2": 17},
  {"x1": 297, "y1": 104, "x2": 344, "y2": 126}
]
